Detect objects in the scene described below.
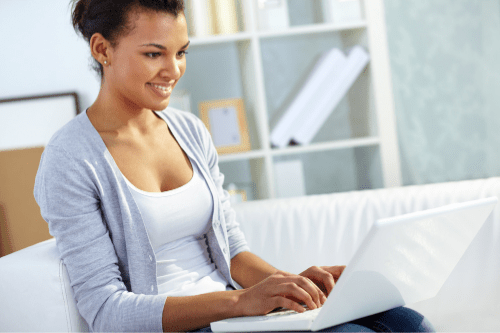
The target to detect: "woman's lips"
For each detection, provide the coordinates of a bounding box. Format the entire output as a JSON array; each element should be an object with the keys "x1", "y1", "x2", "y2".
[{"x1": 147, "y1": 82, "x2": 172, "y2": 97}]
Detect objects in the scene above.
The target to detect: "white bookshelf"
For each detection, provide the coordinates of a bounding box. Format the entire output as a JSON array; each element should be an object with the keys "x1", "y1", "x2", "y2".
[{"x1": 176, "y1": 0, "x2": 402, "y2": 200}]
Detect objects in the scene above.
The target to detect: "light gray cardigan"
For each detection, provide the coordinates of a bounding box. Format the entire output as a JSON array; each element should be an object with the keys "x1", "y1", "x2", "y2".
[{"x1": 34, "y1": 108, "x2": 250, "y2": 332}]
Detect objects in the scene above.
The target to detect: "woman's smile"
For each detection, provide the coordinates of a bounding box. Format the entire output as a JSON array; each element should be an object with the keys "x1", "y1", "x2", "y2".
[{"x1": 147, "y1": 82, "x2": 173, "y2": 98}]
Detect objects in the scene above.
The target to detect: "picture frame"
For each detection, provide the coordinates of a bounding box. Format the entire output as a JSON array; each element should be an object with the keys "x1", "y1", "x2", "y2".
[
  {"x1": 199, "y1": 98, "x2": 251, "y2": 154},
  {"x1": 0, "y1": 92, "x2": 80, "y2": 151}
]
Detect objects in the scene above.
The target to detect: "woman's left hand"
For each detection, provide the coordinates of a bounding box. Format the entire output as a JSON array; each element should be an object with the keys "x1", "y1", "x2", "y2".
[{"x1": 280, "y1": 266, "x2": 346, "y2": 297}]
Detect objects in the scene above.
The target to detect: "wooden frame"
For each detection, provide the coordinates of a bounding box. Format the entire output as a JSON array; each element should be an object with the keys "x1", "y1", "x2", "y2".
[
  {"x1": 0, "y1": 92, "x2": 80, "y2": 151},
  {"x1": 199, "y1": 98, "x2": 251, "y2": 154}
]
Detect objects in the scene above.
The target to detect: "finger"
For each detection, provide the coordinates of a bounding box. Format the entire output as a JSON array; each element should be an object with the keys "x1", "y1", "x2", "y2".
[
  {"x1": 304, "y1": 276, "x2": 327, "y2": 305},
  {"x1": 277, "y1": 272, "x2": 324, "y2": 306},
  {"x1": 291, "y1": 276, "x2": 323, "y2": 308},
  {"x1": 308, "y1": 270, "x2": 336, "y2": 297},
  {"x1": 275, "y1": 282, "x2": 317, "y2": 310},
  {"x1": 321, "y1": 265, "x2": 346, "y2": 281},
  {"x1": 299, "y1": 268, "x2": 331, "y2": 301},
  {"x1": 272, "y1": 296, "x2": 306, "y2": 313}
]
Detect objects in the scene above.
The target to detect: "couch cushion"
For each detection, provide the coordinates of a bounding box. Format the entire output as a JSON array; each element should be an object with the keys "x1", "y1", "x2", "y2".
[{"x1": 0, "y1": 238, "x2": 88, "y2": 332}]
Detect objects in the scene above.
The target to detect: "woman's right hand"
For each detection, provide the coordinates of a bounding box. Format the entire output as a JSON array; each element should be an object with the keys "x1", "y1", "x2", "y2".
[{"x1": 233, "y1": 271, "x2": 327, "y2": 317}]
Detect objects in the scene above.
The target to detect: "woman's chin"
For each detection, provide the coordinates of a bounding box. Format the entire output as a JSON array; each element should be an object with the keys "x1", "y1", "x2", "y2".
[{"x1": 145, "y1": 99, "x2": 170, "y2": 112}]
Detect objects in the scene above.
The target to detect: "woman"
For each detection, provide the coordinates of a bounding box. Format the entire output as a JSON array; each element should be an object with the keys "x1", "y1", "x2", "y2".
[{"x1": 34, "y1": 0, "x2": 434, "y2": 332}]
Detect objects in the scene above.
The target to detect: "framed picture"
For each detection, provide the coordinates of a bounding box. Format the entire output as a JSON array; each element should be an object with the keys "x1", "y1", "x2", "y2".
[
  {"x1": 0, "y1": 92, "x2": 80, "y2": 151},
  {"x1": 199, "y1": 98, "x2": 251, "y2": 154}
]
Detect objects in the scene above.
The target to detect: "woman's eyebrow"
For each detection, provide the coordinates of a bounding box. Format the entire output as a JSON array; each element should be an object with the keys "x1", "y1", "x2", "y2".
[
  {"x1": 140, "y1": 43, "x2": 166, "y2": 50},
  {"x1": 140, "y1": 41, "x2": 190, "y2": 50}
]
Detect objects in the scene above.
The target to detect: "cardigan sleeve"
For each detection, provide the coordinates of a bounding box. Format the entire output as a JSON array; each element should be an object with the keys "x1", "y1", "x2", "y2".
[
  {"x1": 194, "y1": 117, "x2": 251, "y2": 259},
  {"x1": 34, "y1": 145, "x2": 167, "y2": 332}
]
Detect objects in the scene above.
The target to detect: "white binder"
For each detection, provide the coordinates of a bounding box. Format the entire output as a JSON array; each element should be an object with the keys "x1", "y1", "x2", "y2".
[
  {"x1": 270, "y1": 48, "x2": 347, "y2": 148},
  {"x1": 292, "y1": 46, "x2": 369, "y2": 145}
]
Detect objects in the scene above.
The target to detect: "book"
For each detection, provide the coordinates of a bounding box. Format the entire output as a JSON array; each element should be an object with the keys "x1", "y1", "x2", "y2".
[
  {"x1": 270, "y1": 48, "x2": 348, "y2": 148},
  {"x1": 291, "y1": 46, "x2": 369, "y2": 145},
  {"x1": 187, "y1": 0, "x2": 215, "y2": 37},
  {"x1": 212, "y1": 0, "x2": 239, "y2": 35}
]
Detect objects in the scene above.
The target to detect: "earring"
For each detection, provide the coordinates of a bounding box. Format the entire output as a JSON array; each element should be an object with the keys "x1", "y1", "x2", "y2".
[{"x1": 104, "y1": 60, "x2": 108, "y2": 65}]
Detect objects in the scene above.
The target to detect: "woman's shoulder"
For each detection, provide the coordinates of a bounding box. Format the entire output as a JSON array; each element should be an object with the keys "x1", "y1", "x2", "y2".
[
  {"x1": 45, "y1": 111, "x2": 83, "y2": 143},
  {"x1": 42, "y1": 111, "x2": 103, "y2": 163}
]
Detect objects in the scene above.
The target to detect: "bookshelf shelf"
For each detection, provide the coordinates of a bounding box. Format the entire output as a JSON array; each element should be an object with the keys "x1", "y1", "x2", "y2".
[
  {"x1": 257, "y1": 21, "x2": 368, "y2": 39},
  {"x1": 189, "y1": 24, "x2": 368, "y2": 48},
  {"x1": 218, "y1": 136, "x2": 379, "y2": 162},
  {"x1": 270, "y1": 137, "x2": 380, "y2": 157},
  {"x1": 218, "y1": 149, "x2": 267, "y2": 163},
  {"x1": 180, "y1": 0, "x2": 402, "y2": 200},
  {"x1": 190, "y1": 32, "x2": 253, "y2": 46},
  {"x1": 189, "y1": 22, "x2": 368, "y2": 46}
]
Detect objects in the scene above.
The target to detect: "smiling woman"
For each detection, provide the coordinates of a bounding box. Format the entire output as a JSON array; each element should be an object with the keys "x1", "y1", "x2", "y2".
[{"x1": 31, "y1": 0, "x2": 434, "y2": 332}]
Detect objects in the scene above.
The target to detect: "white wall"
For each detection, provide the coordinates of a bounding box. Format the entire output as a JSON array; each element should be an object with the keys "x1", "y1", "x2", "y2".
[{"x1": 0, "y1": 0, "x2": 100, "y2": 110}]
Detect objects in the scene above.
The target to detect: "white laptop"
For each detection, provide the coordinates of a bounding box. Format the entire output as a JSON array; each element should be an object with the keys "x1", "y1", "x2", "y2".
[{"x1": 211, "y1": 197, "x2": 498, "y2": 332}]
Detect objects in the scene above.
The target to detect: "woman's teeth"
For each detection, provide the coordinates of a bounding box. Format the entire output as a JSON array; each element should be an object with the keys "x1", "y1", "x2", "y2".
[
  {"x1": 149, "y1": 83, "x2": 171, "y2": 93},
  {"x1": 153, "y1": 84, "x2": 167, "y2": 91}
]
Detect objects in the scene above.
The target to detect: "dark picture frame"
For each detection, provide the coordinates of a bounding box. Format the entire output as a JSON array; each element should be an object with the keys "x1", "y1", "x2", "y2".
[{"x1": 0, "y1": 92, "x2": 80, "y2": 151}]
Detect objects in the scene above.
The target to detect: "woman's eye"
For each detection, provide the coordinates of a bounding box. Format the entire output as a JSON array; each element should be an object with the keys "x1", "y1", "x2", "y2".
[
  {"x1": 146, "y1": 52, "x2": 161, "y2": 58},
  {"x1": 178, "y1": 50, "x2": 188, "y2": 57}
]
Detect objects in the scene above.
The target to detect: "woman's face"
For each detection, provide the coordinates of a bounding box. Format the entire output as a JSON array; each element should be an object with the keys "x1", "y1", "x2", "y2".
[{"x1": 104, "y1": 10, "x2": 189, "y2": 112}]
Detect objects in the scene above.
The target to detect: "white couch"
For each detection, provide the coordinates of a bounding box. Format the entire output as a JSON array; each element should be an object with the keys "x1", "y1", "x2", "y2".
[{"x1": 1, "y1": 177, "x2": 500, "y2": 332}]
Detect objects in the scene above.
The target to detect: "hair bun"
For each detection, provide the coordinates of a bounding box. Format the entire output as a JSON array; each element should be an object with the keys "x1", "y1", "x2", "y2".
[{"x1": 71, "y1": 0, "x2": 91, "y2": 40}]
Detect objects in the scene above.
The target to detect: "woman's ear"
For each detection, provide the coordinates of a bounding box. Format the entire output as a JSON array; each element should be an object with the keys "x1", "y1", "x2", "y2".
[{"x1": 90, "y1": 33, "x2": 111, "y2": 67}]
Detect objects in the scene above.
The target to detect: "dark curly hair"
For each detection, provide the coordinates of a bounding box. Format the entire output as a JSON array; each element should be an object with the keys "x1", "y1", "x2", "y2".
[{"x1": 71, "y1": 0, "x2": 185, "y2": 78}]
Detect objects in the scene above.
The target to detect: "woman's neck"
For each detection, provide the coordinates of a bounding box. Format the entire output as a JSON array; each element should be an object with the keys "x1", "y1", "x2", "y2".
[{"x1": 87, "y1": 84, "x2": 163, "y2": 136}]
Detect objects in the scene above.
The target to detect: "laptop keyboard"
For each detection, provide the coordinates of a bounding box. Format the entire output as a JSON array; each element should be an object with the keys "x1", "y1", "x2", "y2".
[{"x1": 259, "y1": 307, "x2": 321, "y2": 321}]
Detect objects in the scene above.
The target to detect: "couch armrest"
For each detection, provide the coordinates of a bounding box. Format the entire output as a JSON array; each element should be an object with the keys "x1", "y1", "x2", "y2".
[{"x1": 0, "y1": 238, "x2": 88, "y2": 332}]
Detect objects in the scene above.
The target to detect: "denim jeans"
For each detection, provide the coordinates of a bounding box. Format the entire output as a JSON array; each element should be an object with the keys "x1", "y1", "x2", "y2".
[{"x1": 192, "y1": 307, "x2": 435, "y2": 332}]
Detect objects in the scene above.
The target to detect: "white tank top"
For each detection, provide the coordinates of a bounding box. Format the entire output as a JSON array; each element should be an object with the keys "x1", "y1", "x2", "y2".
[{"x1": 123, "y1": 158, "x2": 229, "y2": 296}]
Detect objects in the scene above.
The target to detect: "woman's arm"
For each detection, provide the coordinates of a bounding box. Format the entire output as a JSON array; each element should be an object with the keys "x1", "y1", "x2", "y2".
[
  {"x1": 35, "y1": 145, "x2": 167, "y2": 332},
  {"x1": 162, "y1": 290, "x2": 240, "y2": 331},
  {"x1": 230, "y1": 251, "x2": 278, "y2": 288}
]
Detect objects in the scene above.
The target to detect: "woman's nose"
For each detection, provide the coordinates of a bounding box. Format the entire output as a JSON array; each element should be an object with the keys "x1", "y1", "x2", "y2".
[{"x1": 160, "y1": 57, "x2": 181, "y2": 80}]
